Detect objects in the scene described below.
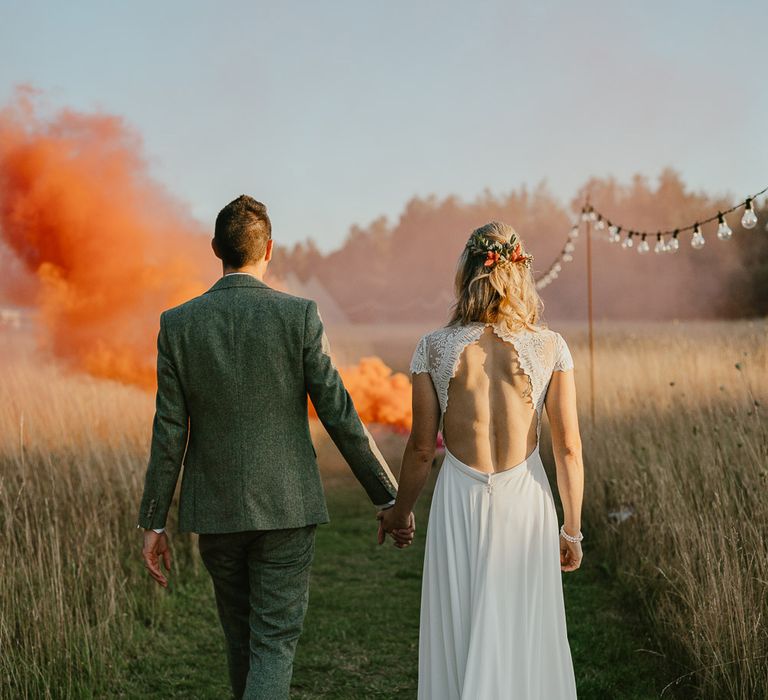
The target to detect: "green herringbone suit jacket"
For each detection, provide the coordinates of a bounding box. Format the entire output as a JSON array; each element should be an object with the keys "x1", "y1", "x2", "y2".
[{"x1": 136, "y1": 273, "x2": 398, "y2": 533}]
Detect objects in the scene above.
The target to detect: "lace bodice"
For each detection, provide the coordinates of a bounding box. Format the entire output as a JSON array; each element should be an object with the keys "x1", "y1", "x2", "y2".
[{"x1": 409, "y1": 322, "x2": 574, "y2": 438}]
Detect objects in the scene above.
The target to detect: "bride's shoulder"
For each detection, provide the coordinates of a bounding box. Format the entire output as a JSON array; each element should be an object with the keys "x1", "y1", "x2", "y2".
[
  {"x1": 527, "y1": 325, "x2": 572, "y2": 359},
  {"x1": 410, "y1": 326, "x2": 452, "y2": 373},
  {"x1": 531, "y1": 324, "x2": 564, "y2": 342},
  {"x1": 539, "y1": 326, "x2": 574, "y2": 370},
  {"x1": 543, "y1": 326, "x2": 570, "y2": 344},
  {"x1": 417, "y1": 322, "x2": 468, "y2": 342},
  {"x1": 411, "y1": 324, "x2": 477, "y2": 373}
]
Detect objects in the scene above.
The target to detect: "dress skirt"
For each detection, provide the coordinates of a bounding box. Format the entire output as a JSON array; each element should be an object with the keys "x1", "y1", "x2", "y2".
[{"x1": 418, "y1": 445, "x2": 577, "y2": 699}]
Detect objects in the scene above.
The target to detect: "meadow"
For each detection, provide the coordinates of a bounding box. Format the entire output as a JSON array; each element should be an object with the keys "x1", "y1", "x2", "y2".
[{"x1": 0, "y1": 319, "x2": 766, "y2": 699}]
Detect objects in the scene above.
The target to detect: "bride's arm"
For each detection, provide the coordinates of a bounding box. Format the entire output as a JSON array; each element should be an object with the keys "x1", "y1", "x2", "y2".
[
  {"x1": 544, "y1": 369, "x2": 584, "y2": 538},
  {"x1": 380, "y1": 373, "x2": 441, "y2": 532}
]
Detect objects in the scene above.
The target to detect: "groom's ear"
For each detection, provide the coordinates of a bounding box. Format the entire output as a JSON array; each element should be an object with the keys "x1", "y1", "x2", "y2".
[
  {"x1": 211, "y1": 237, "x2": 222, "y2": 260},
  {"x1": 264, "y1": 239, "x2": 274, "y2": 262}
]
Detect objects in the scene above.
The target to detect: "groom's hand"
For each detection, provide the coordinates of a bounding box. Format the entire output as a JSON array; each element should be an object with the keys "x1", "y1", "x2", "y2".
[
  {"x1": 377, "y1": 508, "x2": 415, "y2": 548},
  {"x1": 142, "y1": 530, "x2": 171, "y2": 587}
]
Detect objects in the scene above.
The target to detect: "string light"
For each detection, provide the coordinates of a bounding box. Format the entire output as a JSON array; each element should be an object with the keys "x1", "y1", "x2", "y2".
[
  {"x1": 691, "y1": 223, "x2": 705, "y2": 249},
  {"x1": 741, "y1": 198, "x2": 758, "y2": 229},
  {"x1": 535, "y1": 220, "x2": 582, "y2": 290},
  {"x1": 717, "y1": 213, "x2": 733, "y2": 241},
  {"x1": 536, "y1": 183, "x2": 765, "y2": 290},
  {"x1": 587, "y1": 184, "x2": 767, "y2": 251}
]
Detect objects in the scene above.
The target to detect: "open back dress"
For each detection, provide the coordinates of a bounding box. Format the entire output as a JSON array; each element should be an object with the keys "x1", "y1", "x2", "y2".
[{"x1": 410, "y1": 321, "x2": 578, "y2": 700}]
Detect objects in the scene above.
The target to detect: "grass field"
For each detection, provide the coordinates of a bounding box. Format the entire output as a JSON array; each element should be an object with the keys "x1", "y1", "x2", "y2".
[
  {"x1": 1, "y1": 319, "x2": 766, "y2": 699},
  {"x1": 113, "y1": 476, "x2": 665, "y2": 700}
]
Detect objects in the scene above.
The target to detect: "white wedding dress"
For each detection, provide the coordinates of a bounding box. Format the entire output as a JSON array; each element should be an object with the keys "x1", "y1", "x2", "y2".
[{"x1": 410, "y1": 322, "x2": 578, "y2": 699}]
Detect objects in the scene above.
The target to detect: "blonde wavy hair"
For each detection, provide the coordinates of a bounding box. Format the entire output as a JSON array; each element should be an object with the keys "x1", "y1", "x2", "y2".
[{"x1": 448, "y1": 221, "x2": 545, "y2": 332}]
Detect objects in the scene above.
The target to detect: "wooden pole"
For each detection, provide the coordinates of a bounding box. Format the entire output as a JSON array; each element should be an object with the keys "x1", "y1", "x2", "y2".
[{"x1": 585, "y1": 214, "x2": 596, "y2": 424}]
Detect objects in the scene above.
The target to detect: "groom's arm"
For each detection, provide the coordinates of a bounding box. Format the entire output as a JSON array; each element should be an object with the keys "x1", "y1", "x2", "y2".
[
  {"x1": 136, "y1": 311, "x2": 190, "y2": 531},
  {"x1": 302, "y1": 300, "x2": 398, "y2": 506}
]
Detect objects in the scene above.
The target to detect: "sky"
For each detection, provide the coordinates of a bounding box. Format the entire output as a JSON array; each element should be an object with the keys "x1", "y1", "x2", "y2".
[{"x1": 1, "y1": 0, "x2": 766, "y2": 251}]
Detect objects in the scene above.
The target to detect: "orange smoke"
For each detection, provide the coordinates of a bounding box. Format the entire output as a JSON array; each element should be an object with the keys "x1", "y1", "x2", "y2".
[
  {"x1": 0, "y1": 88, "x2": 213, "y2": 387},
  {"x1": 340, "y1": 357, "x2": 413, "y2": 430},
  {"x1": 309, "y1": 356, "x2": 413, "y2": 431},
  {"x1": 0, "y1": 90, "x2": 413, "y2": 432}
]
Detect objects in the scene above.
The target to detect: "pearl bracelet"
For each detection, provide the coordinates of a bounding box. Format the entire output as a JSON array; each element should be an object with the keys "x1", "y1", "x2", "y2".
[{"x1": 559, "y1": 525, "x2": 583, "y2": 543}]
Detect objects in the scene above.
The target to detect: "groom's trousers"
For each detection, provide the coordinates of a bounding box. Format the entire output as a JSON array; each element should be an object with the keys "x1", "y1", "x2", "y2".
[{"x1": 198, "y1": 525, "x2": 317, "y2": 700}]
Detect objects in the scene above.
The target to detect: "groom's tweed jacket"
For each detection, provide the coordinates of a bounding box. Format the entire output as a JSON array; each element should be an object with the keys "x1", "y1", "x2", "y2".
[{"x1": 137, "y1": 274, "x2": 398, "y2": 533}]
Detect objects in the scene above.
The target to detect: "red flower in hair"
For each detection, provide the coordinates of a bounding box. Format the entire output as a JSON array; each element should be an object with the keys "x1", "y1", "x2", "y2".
[
  {"x1": 509, "y1": 243, "x2": 526, "y2": 262},
  {"x1": 484, "y1": 251, "x2": 501, "y2": 267}
]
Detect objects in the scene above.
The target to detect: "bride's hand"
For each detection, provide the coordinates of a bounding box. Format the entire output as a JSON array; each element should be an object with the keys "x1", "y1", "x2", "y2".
[
  {"x1": 377, "y1": 508, "x2": 415, "y2": 548},
  {"x1": 391, "y1": 512, "x2": 416, "y2": 548},
  {"x1": 560, "y1": 536, "x2": 582, "y2": 572}
]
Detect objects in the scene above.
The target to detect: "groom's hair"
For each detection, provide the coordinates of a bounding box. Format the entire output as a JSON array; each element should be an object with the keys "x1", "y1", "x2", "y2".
[{"x1": 214, "y1": 195, "x2": 272, "y2": 266}]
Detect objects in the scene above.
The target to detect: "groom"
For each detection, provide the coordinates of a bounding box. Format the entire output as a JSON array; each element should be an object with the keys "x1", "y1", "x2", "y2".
[{"x1": 137, "y1": 195, "x2": 412, "y2": 699}]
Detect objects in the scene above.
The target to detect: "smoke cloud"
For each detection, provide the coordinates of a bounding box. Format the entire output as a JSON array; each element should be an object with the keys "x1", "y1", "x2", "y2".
[
  {"x1": 0, "y1": 90, "x2": 413, "y2": 432},
  {"x1": 338, "y1": 357, "x2": 412, "y2": 431},
  {"x1": 0, "y1": 88, "x2": 214, "y2": 387}
]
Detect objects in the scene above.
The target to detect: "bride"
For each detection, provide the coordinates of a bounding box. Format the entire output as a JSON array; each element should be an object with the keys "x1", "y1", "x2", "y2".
[{"x1": 379, "y1": 221, "x2": 584, "y2": 699}]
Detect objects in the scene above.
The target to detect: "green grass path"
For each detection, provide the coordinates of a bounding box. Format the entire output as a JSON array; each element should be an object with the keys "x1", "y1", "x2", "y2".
[{"x1": 118, "y1": 477, "x2": 668, "y2": 699}]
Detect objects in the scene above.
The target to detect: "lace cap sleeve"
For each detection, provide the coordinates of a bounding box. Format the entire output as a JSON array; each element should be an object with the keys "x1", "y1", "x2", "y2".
[
  {"x1": 553, "y1": 332, "x2": 574, "y2": 372},
  {"x1": 409, "y1": 334, "x2": 429, "y2": 374}
]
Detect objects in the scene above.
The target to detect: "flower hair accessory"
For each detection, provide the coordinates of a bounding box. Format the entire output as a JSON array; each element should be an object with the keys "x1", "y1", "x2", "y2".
[{"x1": 466, "y1": 230, "x2": 533, "y2": 269}]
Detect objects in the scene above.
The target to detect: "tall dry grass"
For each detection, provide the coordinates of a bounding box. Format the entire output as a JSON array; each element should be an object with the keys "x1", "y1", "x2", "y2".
[
  {"x1": 0, "y1": 345, "x2": 200, "y2": 698},
  {"x1": 0, "y1": 320, "x2": 766, "y2": 698},
  {"x1": 564, "y1": 320, "x2": 768, "y2": 698}
]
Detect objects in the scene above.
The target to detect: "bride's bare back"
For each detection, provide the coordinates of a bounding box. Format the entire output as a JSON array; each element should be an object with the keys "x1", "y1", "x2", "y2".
[
  {"x1": 443, "y1": 327, "x2": 538, "y2": 473},
  {"x1": 408, "y1": 321, "x2": 574, "y2": 475}
]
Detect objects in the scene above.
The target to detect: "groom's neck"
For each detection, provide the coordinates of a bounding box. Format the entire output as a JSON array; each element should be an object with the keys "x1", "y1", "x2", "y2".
[{"x1": 222, "y1": 261, "x2": 267, "y2": 280}]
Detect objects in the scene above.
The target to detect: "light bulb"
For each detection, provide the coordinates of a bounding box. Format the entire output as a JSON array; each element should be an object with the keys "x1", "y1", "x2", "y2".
[
  {"x1": 637, "y1": 236, "x2": 650, "y2": 254},
  {"x1": 654, "y1": 237, "x2": 665, "y2": 253},
  {"x1": 716, "y1": 213, "x2": 732, "y2": 241},
  {"x1": 691, "y1": 224, "x2": 705, "y2": 249},
  {"x1": 581, "y1": 209, "x2": 591, "y2": 222},
  {"x1": 595, "y1": 217, "x2": 605, "y2": 231},
  {"x1": 564, "y1": 241, "x2": 575, "y2": 253},
  {"x1": 588, "y1": 210, "x2": 597, "y2": 222},
  {"x1": 569, "y1": 226, "x2": 580, "y2": 239},
  {"x1": 621, "y1": 233, "x2": 634, "y2": 249},
  {"x1": 553, "y1": 262, "x2": 562, "y2": 272},
  {"x1": 608, "y1": 225, "x2": 621, "y2": 242},
  {"x1": 668, "y1": 235, "x2": 680, "y2": 253},
  {"x1": 562, "y1": 253, "x2": 573, "y2": 262},
  {"x1": 741, "y1": 199, "x2": 758, "y2": 229}
]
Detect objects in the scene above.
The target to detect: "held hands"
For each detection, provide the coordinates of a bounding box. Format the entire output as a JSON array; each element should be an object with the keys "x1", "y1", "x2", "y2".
[
  {"x1": 142, "y1": 530, "x2": 172, "y2": 587},
  {"x1": 377, "y1": 507, "x2": 416, "y2": 549}
]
